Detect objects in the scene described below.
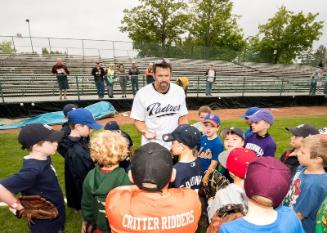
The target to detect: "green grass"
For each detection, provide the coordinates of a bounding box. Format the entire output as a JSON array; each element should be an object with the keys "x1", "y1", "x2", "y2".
[{"x1": 0, "y1": 115, "x2": 327, "y2": 232}]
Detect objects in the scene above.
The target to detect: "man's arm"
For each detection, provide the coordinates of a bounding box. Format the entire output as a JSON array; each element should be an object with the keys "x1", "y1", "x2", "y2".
[
  {"x1": 134, "y1": 120, "x2": 156, "y2": 139},
  {"x1": 178, "y1": 115, "x2": 188, "y2": 125}
]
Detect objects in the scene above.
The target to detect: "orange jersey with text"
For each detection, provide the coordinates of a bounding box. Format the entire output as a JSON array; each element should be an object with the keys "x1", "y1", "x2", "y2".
[{"x1": 105, "y1": 185, "x2": 201, "y2": 233}]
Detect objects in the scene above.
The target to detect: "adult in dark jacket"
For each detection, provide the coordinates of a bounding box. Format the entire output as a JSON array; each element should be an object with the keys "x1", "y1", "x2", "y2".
[
  {"x1": 129, "y1": 61, "x2": 140, "y2": 96},
  {"x1": 52, "y1": 57, "x2": 70, "y2": 100},
  {"x1": 117, "y1": 64, "x2": 128, "y2": 98},
  {"x1": 91, "y1": 62, "x2": 106, "y2": 99}
]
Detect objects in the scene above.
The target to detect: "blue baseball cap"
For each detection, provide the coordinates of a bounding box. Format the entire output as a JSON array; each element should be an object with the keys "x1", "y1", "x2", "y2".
[
  {"x1": 247, "y1": 109, "x2": 274, "y2": 125},
  {"x1": 241, "y1": 107, "x2": 260, "y2": 119},
  {"x1": 162, "y1": 124, "x2": 201, "y2": 149},
  {"x1": 203, "y1": 114, "x2": 221, "y2": 127},
  {"x1": 67, "y1": 108, "x2": 102, "y2": 129}
]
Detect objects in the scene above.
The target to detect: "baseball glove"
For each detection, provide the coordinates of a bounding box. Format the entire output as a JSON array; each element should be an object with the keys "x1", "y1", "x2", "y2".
[
  {"x1": 200, "y1": 170, "x2": 230, "y2": 200},
  {"x1": 17, "y1": 195, "x2": 58, "y2": 223},
  {"x1": 206, "y1": 204, "x2": 246, "y2": 233}
]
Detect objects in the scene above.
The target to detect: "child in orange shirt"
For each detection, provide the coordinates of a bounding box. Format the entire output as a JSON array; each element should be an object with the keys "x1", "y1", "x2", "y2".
[{"x1": 105, "y1": 142, "x2": 201, "y2": 233}]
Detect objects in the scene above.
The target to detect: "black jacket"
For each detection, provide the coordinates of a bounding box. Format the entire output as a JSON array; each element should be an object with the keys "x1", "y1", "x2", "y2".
[
  {"x1": 58, "y1": 135, "x2": 94, "y2": 210},
  {"x1": 91, "y1": 67, "x2": 105, "y2": 77}
]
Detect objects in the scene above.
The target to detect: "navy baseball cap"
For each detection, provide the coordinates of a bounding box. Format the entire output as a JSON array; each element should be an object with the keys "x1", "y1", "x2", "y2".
[
  {"x1": 131, "y1": 142, "x2": 173, "y2": 192},
  {"x1": 63, "y1": 104, "x2": 78, "y2": 117},
  {"x1": 203, "y1": 114, "x2": 221, "y2": 127},
  {"x1": 68, "y1": 108, "x2": 102, "y2": 129},
  {"x1": 247, "y1": 109, "x2": 274, "y2": 125},
  {"x1": 104, "y1": 121, "x2": 120, "y2": 131},
  {"x1": 18, "y1": 124, "x2": 64, "y2": 149},
  {"x1": 241, "y1": 107, "x2": 260, "y2": 119},
  {"x1": 162, "y1": 124, "x2": 201, "y2": 149},
  {"x1": 286, "y1": 124, "x2": 319, "y2": 138},
  {"x1": 220, "y1": 127, "x2": 244, "y2": 139}
]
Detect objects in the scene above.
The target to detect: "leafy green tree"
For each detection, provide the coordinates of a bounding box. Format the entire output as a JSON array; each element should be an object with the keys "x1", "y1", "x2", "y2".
[
  {"x1": 42, "y1": 48, "x2": 50, "y2": 55},
  {"x1": 314, "y1": 45, "x2": 327, "y2": 66},
  {"x1": 249, "y1": 6, "x2": 323, "y2": 64},
  {"x1": 120, "y1": 0, "x2": 191, "y2": 57},
  {"x1": 0, "y1": 41, "x2": 16, "y2": 54},
  {"x1": 188, "y1": 0, "x2": 246, "y2": 60}
]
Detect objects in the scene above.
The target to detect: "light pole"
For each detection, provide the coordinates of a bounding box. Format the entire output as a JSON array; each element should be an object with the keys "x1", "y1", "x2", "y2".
[{"x1": 25, "y1": 19, "x2": 34, "y2": 53}]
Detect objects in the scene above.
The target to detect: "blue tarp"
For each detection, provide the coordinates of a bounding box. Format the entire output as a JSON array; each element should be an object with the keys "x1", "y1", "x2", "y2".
[{"x1": 0, "y1": 101, "x2": 117, "y2": 130}]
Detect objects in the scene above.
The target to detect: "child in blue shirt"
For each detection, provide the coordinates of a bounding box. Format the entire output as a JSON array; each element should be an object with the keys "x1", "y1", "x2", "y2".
[
  {"x1": 197, "y1": 114, "x2": 223, "y2": 179},
  {"x1": 0, "y1": 124, "x2": 65, "y2": 233},
  {"x1": 240, "y1": 107, "x2": 260, "y2": 139},
  {"x1": 163, "y1": 124, "x2": 202, "y2": 191},
  {"x1": 220, "y1": 157, "x2": 304, "y2": 233},
  {"x1": 283, "y1": 134, "x2": 327, "y2": 233}
]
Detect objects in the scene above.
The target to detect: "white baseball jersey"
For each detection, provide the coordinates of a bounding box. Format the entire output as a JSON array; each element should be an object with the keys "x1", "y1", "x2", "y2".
[{"x1": 130, "y1": 83, "x2": 188, "y2": 149}]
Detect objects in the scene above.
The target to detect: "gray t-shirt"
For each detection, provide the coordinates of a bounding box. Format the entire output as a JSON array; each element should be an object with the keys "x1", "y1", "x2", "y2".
[{"x1": 207, "y1": 183, "x2": 248, "y2": 222}]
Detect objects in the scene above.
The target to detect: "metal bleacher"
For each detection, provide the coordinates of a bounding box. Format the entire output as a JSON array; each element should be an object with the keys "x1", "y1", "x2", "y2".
[{"x1": 0, "y1": 53, "x2": 317, "y2": 103}]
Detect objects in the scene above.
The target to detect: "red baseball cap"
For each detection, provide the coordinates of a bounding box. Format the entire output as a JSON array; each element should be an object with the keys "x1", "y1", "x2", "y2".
[{"x1": 226, "y1": 148, "x2": 257, "y2": 179}]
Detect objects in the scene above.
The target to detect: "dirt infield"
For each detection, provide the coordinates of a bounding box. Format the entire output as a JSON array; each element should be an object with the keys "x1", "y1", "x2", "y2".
[{"x1": 1, "y1": 106, "x2": 326, "y2": 133}]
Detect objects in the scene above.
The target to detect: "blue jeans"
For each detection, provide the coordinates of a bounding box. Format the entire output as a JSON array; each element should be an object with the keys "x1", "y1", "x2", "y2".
[
  {"x1": 94, "y1": 77, "x2": 104, "y2": 98},
  {"x1": 206, "y1": 81, "x2": 213, "y2": 96},
  {"x1": 131, "y1": 76, "x2": 139, "y2": 95}
]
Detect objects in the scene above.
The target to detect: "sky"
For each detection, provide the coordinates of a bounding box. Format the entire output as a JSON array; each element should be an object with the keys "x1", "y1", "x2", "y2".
[{"x1": 1, "y1": 0, "x2": 326, "y2": 55}]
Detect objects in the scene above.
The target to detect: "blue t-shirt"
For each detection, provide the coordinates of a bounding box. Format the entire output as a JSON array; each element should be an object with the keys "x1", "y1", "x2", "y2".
[
  {"x1": 245, "y1": 133, "x2": 276, "y2": 157},
  {"x1": 170, "y1": 159, "x2": 202, "y2": 191},
  {"x1": 0, "y1": 157, "x2": 65, "y2": 233},
  {"x1": 220, "y1": 206, "x2": 304, "y2": 233},
  {"x1": 282, "y1": 166, "x2": 327, "y2": 233},
  {"x1": 197, "y1": 136, "x2": 223, "y2": 173}
]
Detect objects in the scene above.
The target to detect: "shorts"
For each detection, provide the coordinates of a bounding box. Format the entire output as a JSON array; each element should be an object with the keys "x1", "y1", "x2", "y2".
[{"x1": 56, "y1": 75, "x2": 69, "y2": 90}]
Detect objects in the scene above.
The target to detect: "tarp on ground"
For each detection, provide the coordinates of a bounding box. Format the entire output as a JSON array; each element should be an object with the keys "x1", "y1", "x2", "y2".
[{"x1": 0, "y1": 101, "x2": 117, "y2": 130}]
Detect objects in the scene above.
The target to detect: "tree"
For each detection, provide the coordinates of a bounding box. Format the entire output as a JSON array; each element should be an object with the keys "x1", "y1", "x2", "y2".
[
  {"x1": 0, "y1": 41, "x2": 16, "y2": 54},
  {"x1": 249, "y1": 6, "x2": 324, "y2": 64},
  {"x1": 188, "y1": 0, "x2": 246, "y2": 60},
  {"x1": 314, "y1": 45, "x2": 327, "y2": 66},
  {"x1": 42, "y1": 48, "x2": 50, "y2": 55},
  {"x1": 120, "y1": 0, "x2": 191, "y2": 57}
]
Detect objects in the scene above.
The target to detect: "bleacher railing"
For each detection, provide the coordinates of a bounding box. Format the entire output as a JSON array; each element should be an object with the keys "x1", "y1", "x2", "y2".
[
  {"x1": 1, "y1": 35, "x2": 316, "y2": 63},
  {"x1": 0, "y1": 74, "x2": 323, "y2": 103}
]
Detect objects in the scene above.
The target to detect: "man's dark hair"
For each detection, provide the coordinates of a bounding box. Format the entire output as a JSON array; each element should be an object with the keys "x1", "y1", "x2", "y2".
[{"x1": 153, "y1": 59, "x2": 172, "y2": 74}]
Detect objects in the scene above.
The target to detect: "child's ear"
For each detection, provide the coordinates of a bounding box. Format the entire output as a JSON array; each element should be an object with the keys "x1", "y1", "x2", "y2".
[
  {"x1": 128, "y1": 170, "x2": 134, "y2": 184},
  {"x1": 170, "y1": 168, "x2": 177, "y2": 182}
]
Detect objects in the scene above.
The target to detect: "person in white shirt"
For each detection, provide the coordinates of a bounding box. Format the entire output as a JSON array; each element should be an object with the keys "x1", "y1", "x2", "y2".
[
  {"x1": 205, "y1": 64, "x2": 216, "y2": 96},
  {"x1": 130, "y1": 59, "x2": 188, "y2": 149}
]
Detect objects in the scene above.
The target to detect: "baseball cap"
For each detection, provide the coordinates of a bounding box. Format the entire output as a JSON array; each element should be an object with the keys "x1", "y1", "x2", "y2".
[
  {"x1": 67, "y1": 108, "x2": 102, "y2": 129},
  {"x1": 244, "y1": 157, "x2": 291, "y2": 208},
  {"x1": 220, "y1": 127, "x2": 244, "y2": 139},
  {"x1": 286, "y1": 124, "x2": 319, "y2": 137},
  {"x1": 104, "y1": 121, "x2": 120, "y2": 131},
  {"x1": 63, "y1": 104, "x2": 78, "y2": 117},
  {"x1": 131, "y1": 142, "x2": 173, "y2": 192},
  {"x1": 218, "y1": 151, "x2": 230, "y2": 168},
  {"x1": 226, "y1": 148, "x2": 257, "y2": 179},
  {"x1": 18, "y1": 124, "x2": 64, "y2": 149},
  {"x1": 162, "y1": 124, "x2": 201, "y2": 149},
  {"x1": 203, "y1": 114, "x2": 221, "y2": 127},
  {"x1": 247, "y1": 109, "x2": 274, "y2": 125},
  {"x1": 240, "y1": 107, "x2": 260, "y2": 119}
]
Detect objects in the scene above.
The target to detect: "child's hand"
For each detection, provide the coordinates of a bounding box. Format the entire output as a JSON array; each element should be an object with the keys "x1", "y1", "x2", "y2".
[{"x1": 144, "y1": 131, "x2": 156, "y2": 140}]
